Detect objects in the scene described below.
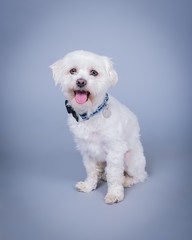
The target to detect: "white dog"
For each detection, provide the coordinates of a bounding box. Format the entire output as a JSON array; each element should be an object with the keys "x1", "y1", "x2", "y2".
[{"x1": 50, "y1": 50, "x2": 147, "y2": 204}]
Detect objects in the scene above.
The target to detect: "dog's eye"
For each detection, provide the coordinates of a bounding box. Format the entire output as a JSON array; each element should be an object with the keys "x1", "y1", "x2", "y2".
[
  {"x1": 69, "y1": 68, "x2": 77, "y2": 75},
  {"x1": 90, "y1": 69, "x2": 98, "y2": 77}
]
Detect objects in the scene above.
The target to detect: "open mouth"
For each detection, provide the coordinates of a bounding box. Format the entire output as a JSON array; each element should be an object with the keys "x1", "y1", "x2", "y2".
[{"x1": 74, "y1": 90, "x2": 90, "y2": 104}]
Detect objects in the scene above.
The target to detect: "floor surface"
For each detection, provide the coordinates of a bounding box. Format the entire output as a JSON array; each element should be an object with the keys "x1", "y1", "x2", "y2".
[{"x1": 0, "y1": 149, "x2": 191, "y2": 240}]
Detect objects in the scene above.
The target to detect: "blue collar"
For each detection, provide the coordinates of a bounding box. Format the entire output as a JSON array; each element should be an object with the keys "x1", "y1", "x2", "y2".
[{"x1": 65, "y1": 93, "x2": 109, "y2": 122}]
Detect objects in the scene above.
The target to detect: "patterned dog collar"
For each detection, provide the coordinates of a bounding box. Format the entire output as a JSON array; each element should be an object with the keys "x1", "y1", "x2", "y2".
[{"x1": 65, "y1": 93, "x2": 109, "y2": 122}]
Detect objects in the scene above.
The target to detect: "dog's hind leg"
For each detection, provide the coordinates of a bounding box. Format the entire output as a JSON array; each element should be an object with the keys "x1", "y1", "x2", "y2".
[
  {"x1": 123, "y1": 172, "x2": 141, "y2": 187},
  {"x1": 124, "y1": 141, "x2": 148, "y2": 187}
]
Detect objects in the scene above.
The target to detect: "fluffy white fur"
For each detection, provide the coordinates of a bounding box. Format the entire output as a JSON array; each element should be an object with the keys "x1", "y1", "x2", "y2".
[{"x1": 50, "y1": 50, "x2": 147, "y2": 204}]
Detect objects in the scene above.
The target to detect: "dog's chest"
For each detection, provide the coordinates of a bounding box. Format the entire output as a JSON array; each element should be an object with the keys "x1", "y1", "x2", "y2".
[
  {"x1": 71, "y1": 122, "x2": 107, "y2": 157},
  {"x1": 82, "y1": 131, "x2": 106, "y2": 158}
]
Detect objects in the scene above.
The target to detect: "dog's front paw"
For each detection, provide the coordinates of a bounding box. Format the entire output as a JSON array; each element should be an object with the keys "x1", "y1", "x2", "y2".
[
  {"x1": 75, "y1": 181, "x2": 96, "y2": 193},
  {"x1": 104, "y1": 189, "x2": 124, "y2": 204}
]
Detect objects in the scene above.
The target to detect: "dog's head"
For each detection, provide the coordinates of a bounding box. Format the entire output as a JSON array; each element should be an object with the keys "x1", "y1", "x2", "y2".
[{"x1": 50, "y1": 50, "x2": 118, "y2": 112}]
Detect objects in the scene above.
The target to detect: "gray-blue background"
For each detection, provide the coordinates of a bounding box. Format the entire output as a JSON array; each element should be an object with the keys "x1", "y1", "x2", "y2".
[{"x1": 0, "y1": 0, "x2": 192, "y2": 240}]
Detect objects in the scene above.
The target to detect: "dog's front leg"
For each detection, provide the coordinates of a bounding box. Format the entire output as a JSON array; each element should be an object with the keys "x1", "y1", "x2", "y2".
[
  {"x1": 76, "y1": 155, "x2": 99, "y2": 193},
  {"x1": 105, "y1": 151, "x2": 125, "y2": 204}
]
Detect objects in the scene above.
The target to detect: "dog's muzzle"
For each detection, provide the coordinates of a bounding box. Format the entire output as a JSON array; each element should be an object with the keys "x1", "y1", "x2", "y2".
[{"x1": 74, "y1": 79, "x2": 89, "y2": 104}]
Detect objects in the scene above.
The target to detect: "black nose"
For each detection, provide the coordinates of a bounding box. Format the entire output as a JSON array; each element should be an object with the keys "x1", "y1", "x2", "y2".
[{"x1": 76, "y1": 78, "x2": 87, "y2": 88}]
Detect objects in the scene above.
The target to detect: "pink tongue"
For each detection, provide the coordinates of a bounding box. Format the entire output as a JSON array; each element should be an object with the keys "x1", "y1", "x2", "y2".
[{"x1": 75, "y1": 92, "x2": 88, "y2": 104}]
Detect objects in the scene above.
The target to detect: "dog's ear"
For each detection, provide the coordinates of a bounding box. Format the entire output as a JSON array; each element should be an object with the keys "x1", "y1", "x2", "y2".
[
  {"x1": 103, "y1": 57, "x2": 118, "y2": 86},
  {"x1": 50, "y1": 59, "x2": 64, "y2": 86}
]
